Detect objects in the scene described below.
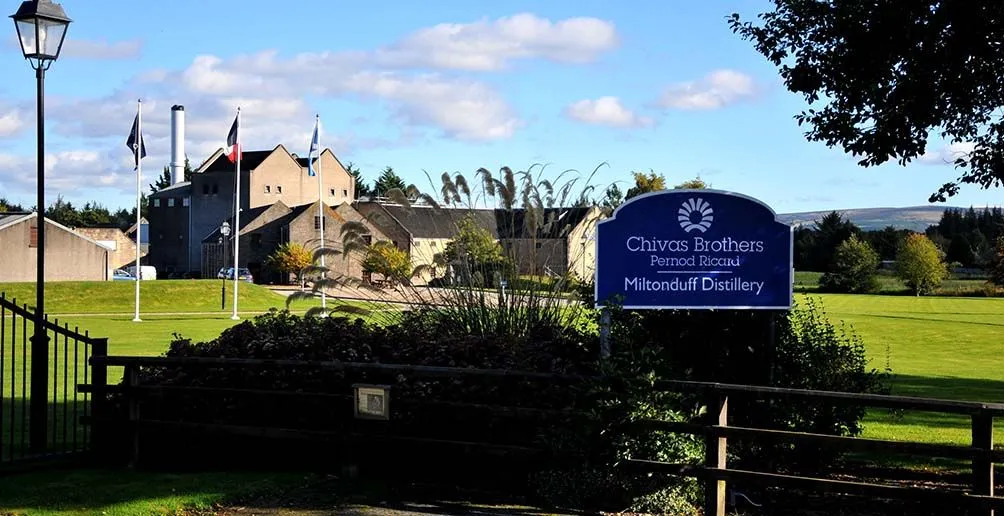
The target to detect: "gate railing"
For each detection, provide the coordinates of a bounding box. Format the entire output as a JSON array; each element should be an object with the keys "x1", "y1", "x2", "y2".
[
  {"x1": 621, "y1": 380, "x2": 1004, "y2": 516},
  {"x1": 0, "y1": 292, "x2": 102, "y2": 468}
]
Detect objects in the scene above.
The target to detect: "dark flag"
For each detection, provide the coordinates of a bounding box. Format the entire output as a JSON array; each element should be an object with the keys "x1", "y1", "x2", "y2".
[
  {"x1": 126, "y1": 113, "x2": 146, "y2": 169},
  {"x1": 226, "y1": 112, "x2": 241, "y2": 163}
]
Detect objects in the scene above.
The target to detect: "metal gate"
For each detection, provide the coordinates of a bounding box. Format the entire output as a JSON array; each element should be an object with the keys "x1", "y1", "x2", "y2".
[{"x1": 0, "y1": 292, "x2": 102, "y2": 468}]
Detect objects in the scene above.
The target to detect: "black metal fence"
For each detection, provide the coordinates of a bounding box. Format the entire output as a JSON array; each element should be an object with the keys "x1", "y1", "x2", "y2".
[{"x1": 0, "y1": 292, "x2": 101, "y2": 469}]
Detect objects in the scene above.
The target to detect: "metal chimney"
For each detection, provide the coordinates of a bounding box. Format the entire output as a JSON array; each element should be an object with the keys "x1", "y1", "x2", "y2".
[{"x1": 170, "y1": 105, "x2": 185, "y2": 184}]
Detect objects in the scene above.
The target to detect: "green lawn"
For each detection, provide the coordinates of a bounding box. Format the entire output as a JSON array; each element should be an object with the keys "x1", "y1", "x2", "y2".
[
  {"x1": 0, "y1": 468, "x2": 307, "y2": 515},
  {"x1": 801, "y1": 292, "x2": 1004, "y2": 448}
]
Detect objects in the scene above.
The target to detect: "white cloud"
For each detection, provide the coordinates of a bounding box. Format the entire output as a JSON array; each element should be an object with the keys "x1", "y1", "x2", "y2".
[
  {"x1": 919, "y1": 142, "x2": 975, "y2": 165},
  {"x1": 0, "y1": 13, "x2": 618, "y2": 202},
  {"x1": 564, "y1": 96, "x2": 652, "y2": 128},
  {"x1": 376, "y1": 13, "x2": 618, "y2": 71},
  {"x1": 0, "y1": 108, "x2": 24, "y2": 137},
  {"x1": 61, "y1": 39, "x2": 143, "y2": 60},
  {"x1": 658, "y1": 69, "x2": 758, "y2": 110},
  {"x1": 6, "y1": 35, "x2": 143, "y2": 60}
]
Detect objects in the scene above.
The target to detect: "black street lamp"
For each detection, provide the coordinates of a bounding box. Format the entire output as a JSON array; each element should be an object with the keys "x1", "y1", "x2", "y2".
[
  {"x1": 220, "y1": 222, "x2": 231, "y2": 310},
  {"x1": 11, "y1": 0, "x2": 71, "y2": 454}
]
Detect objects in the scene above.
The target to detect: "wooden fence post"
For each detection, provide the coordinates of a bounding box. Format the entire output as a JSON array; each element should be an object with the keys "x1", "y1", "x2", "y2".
[
  {"x1": 704, "y1": 393, "x2": 728, "y2": 516},
  {"x1": 126, "y1": 365, "x2": 141, "y2": 470},
  {"x1": 89, "y1": 338, "x2": 108, "y2": 462},
  {"x1": 971, "y1": 411, "x2": 994, "y2": 516}
]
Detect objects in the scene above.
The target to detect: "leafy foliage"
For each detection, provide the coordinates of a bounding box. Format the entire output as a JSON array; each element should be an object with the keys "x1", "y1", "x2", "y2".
[
  {"x1": 0, "y1": 198, "x2": 25, "y2": 213},
  {"x1": 729, "y1": 2, "x2": 1004, "y2": 201},
  {"x1": 373, "y1": 166, "x2": 407, "y2": 197},
  {"x1": 439, "y1": 214, "x2": 510, "y2": 285},
  {"x1": 345, "y1": 162, "x2": 371, "y2": 199},
  {"x1": 624, "y1": 170, "x2": 666, "y2": 200},
  {"x1": 264, "y1": 242, "x2": 314, "y2": 286},
  {"x1": 896, "y1": 233, "x2": 949, "y2": 295},
  {"x1": 674, "y1": 177, "x2": 709, "y2": 189},
  {"x1": 362, "y1": 241, "x2": 412, "y2": 285},
  {"x1": 599, "y1": 184, "x2": 624, "y2": 213},
  {"x1": 819, "y1": 235, "x2": 881, "y2": 293},
  {"x1": 988, "y1": 236, "x2": 1004, "y2": 286}
]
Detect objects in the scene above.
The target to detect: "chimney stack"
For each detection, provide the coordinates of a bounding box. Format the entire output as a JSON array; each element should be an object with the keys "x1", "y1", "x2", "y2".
[{"x1": 170, "y1": 105, "x2": 185, "y2": 184}]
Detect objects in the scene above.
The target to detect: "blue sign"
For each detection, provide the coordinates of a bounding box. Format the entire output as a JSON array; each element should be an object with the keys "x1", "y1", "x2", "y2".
[{"x1": 595, "y1": 189, "x2": 792, "y2": 310}]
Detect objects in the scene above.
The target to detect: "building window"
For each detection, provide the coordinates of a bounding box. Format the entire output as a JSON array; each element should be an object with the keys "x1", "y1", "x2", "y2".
[
  {"x1": 250, "y1": 233, "x2": 262, "y2": 250},
  {"x1": 414, "y1": 241, "x2": 420, "y2": 247},
  {"x1": 28, "y1": 224, "x2": 37, "y2": 248},
  {"x1": 330, "y1": 188, "x2": 335, "y2": 196},
  {"x1": 158, "y1": 233, "x2": 163, "y2": 240},
  {"x1": 314, "y1": 216, "x2": 321, "y2": 230},
  {"x1": 202, "y1": 184, "x2": 209, "y2": 195},
  {"x1": 212, "y1": 183, "x2": 219, "y2": 195},
  {"x1": 168, "y1": 198, "x2": 176, "y2": 207},
  {"x1": 431, "y1": 241, "x2": 438, "y2": 248},
  {"x1": 265, "y1": 185, "x2": 271, "y2": 194},
  {"x1": 277, "y1": 185, "x2": 282, "y2": 194},
  {"x1": 536, "y1": 242, "x2": 542, "y2": 249},
  {"x1": 183, "y1": 197, "x2": 190, "y2": 207},
  {"x1": 153, "y1": 199, "x2": 161, "y2": 207}
]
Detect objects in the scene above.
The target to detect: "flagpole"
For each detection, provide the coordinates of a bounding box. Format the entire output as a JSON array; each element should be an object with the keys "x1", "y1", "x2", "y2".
[
  {"x1": 315, "y1": 115, "x2": 326, "y2": 313},
  {"x1": 231, "y1": 107, "x2": 241, "y2": 320},
  {"x1": 132, "y1": 99, "x2": 142, "y2": 323}
]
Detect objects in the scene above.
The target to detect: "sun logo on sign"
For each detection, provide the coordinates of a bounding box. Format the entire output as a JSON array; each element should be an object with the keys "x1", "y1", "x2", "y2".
[{"x1": 678, "y1": 198, "x2": 714, "y2": 233}]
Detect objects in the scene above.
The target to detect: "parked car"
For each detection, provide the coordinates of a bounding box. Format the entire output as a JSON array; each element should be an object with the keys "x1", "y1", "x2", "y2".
[
  {"x1": 112, "y1": 269, "x2": 134, "y2": 281},
  {"x1": 125, "y1": 265, "x2": 157, "y2": 280},
  {"x1": 218, "y1": 267, "x2": 254, "y2": 283}
]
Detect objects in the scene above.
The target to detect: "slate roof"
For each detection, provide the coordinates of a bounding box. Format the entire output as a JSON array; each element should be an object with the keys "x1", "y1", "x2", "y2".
[
  {"x1": 201, "y1": 150, "x2": 273, "y2": 173},
  {"x1": 370, "y1": 204, "x2": 498, "y2": 239},
  {"x1": 494, "y1": 207, "x2": 594, "y2": 239},
  {"x1": 149, "y1": 182, "x2": 191, "y2": 199},
  {"x1": 0, "y1": 212, "x2": 32, "y2": 230},
  {"x1": 201, "y1": 204, "x2": 276, "y2": 243}
]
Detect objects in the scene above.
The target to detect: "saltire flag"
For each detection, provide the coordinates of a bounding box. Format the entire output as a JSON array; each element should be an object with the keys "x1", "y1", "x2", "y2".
[
  {"x1": 126, "y1": 113, "x2": 146, "y2": 169},
  {"x1": 307, "y1": 117, "x2": 320, "y2": 177},
  {"x1": 226, "y1": 112, "x2": 241, "y2": 163}
]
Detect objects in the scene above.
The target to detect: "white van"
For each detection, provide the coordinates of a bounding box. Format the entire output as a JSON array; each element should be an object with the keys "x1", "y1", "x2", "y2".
[{"x1": 125, "y1": 265, "x2": 158, "y2": 280}]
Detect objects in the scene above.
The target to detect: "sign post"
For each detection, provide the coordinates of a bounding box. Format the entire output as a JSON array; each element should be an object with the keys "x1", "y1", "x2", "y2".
[{"x1": 594, "y1": 189, "x2": 793, "y2": 379}]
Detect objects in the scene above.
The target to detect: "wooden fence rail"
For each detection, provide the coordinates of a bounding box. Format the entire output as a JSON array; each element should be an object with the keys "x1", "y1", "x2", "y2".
[{"x1": 623, "y1": 380, "x2": 1004, "y2": 516}]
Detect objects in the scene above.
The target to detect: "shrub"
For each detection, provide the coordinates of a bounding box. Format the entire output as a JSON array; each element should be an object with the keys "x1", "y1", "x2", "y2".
[
  {"x1": 818, "y1": 235, "x2": 881, "y2": 293},
  {"x1": 896, "y1": 233, "x2": 949, "y2": 295},
  {"x1": 361, "y1": 240, "x2": 412, "y2": 285},
  {"x1": 991, "y1": 236, "x2": 1004, "y2": 286},
  {"x1": 264, "y1": 242, "x2": 313, "y2": 286}
]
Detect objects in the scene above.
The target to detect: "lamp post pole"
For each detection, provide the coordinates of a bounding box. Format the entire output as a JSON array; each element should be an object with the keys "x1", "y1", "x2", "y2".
[
  {"x1": 220, "y1": 221, "x2": 230, "y2": 311},
  {"x1": 11, "y1": 0, "x2": 72, "y2": 455},
  {"x1": 29, "y1": 63, "x2": 47, "y2": 454}
]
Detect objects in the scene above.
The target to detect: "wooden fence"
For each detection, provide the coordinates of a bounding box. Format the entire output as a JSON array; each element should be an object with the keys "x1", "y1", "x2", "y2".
[{"x1": 83, "y1": 354, "x2": 1004, "y2": 514}]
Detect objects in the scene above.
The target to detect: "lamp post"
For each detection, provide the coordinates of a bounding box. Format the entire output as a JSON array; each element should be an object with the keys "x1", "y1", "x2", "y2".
[
  {"x1": 220, "y1": 221, "x2": 230, "y2": 311},
  {"x1": 11, "y1": 0, "x2": 71, "y2": 454}
]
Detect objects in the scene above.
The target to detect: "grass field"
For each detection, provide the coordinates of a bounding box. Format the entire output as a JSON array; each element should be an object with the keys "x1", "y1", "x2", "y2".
[
  {"x1": 794, "y1": 270, "x2": 992, "y2": 296},
  {"x1": 2, "y1": 280, "x2": 1002, "y2": 450}
]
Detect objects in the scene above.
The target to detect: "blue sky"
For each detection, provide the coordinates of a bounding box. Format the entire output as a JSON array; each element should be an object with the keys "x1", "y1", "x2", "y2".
[{"x1": 0, "y1": 0, "x2": 998, "y2": 214}]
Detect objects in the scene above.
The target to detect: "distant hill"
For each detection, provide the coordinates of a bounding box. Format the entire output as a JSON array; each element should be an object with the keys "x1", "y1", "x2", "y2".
[{"x1": 776, "y1": 206, "x2": 967, "y2": 232}]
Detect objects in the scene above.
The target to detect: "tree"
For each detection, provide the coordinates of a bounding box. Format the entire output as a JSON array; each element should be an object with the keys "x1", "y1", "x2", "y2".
[
  {"x1": 265, "y1": 242, "x2": 315, "y2": 288},
  {"x1": 674, "y1": 177, "x2": 709, "y2": 189},
  {"x1": 991, "y1": 237, "x2": 1004, "y2": 286},
  {"x1": 150, "y1": 157, "x2": 194, "y2": 195},
  {"x1": 441, "y1": 214, "x2": 508, "y2": 282},
  {"x1": 45, "y1": 196, "x2": 82, "y2": 227},
  {"x1": 345, "y1": 162, "x2": 371, "y2": 199},
  {"x1": 373, "y1": 166, "x2": 407, "y2": 197},
  {"x1": 78, "y1": 202, "x2": 112, "y2": 226},
  {"x1": 624, "y1": 171, "x2": 666, "y2": 200},
  {"x1": 0, "y1": 198, "x2": 25, "y2": 213},
  {"x1": 810, "y1": 212, "x2": 861, "y2": 272},
  {"x1": 896, "y1": 233, "x2": 949, "y2": 296},
  {"x1": 729, "y1": 3, "x2": 1004, "y2": 202},
  {"x1": 600, "y1": 184, "x2": 624, "y2": 212},
  {"x1": 819, "y1": 236, "x2": 880, "y2": 294},
  {"x1": 362, "y1": 241, "x2": 412, "y2": 286}
]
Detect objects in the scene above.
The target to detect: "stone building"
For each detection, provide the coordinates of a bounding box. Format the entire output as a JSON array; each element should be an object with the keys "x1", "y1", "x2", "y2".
[{"x1": 0, "y1": 213, "x2": 110, "y2": 282}]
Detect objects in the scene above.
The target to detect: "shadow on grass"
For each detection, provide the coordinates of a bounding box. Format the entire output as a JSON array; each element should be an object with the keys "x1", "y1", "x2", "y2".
[
  {"x1": 0, "y1": 469, "x2": 580, "y2": 515},
  {"x1": 888, "y1": 374, "x2": 1004, "y2": 402}
]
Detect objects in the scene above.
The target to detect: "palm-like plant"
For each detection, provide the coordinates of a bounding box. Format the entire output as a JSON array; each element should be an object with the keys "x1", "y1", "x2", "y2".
[{"x1": 286, "y1": 165, "x2": 607, "y2": 341}]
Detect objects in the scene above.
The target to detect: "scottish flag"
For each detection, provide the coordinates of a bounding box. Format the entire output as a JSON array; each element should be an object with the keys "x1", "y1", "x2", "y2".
[{"x1": 307, "y1": 117, "x2": 320, "y2": 177}]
